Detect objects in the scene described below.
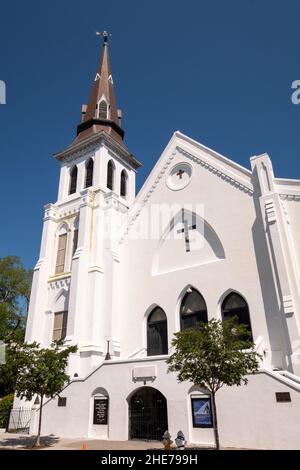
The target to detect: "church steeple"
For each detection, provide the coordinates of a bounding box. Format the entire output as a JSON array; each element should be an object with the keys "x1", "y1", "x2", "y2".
[{"x1": 75, "y1": 31, "x2": 125, "y2": 145}]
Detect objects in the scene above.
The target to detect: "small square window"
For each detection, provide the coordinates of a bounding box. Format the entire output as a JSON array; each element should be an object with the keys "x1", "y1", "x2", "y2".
[
  {"x1": 275, "y1": 392, "x2": 291, "y2": 403},
  {"x1": 58, "y1": 397, "x2": 67, "y2": 407}
]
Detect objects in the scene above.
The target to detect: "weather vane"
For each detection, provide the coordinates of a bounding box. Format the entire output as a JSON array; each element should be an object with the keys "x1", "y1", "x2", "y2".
[{"x1": 96, "y1": 30, "x2": 112, "y2": 43}]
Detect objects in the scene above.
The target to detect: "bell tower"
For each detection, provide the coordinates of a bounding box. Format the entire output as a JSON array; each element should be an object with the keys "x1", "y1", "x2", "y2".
[{"x1": 25, "y1": 32, "x2": 142, "y2": 377}]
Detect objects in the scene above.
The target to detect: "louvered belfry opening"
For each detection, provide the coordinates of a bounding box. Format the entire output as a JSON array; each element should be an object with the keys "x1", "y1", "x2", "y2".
[
  {"x1": 85, "y1": 158, "x2": 94, "y2": 188},
  {"x1": 98, "y1": 100, "x2": 108, "y2": 119},
  {"x1": 120, "y1": 169, "x2": 128, "y2": 197},
  {"x1": 69, "y1": 166, "x2": 78, "y2": 195},
  {"x1": 107, "y1": 160, "x2": 114, "y2": 190}
]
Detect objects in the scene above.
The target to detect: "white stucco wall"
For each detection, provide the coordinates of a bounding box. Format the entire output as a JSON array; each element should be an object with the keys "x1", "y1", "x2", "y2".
[{"x1": 31, "y1": 358, "x2": 300, "y2": 449}]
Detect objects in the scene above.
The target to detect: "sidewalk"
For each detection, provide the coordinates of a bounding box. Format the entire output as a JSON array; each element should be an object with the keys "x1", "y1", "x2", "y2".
[{"x1": 0, "y1": 432, "x2": 190, "y2": 451}]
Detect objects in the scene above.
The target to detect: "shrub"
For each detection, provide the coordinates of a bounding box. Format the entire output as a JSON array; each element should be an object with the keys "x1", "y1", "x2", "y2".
[{"x1": 0, "y1": 393, "x2": 13, "y2": 429}]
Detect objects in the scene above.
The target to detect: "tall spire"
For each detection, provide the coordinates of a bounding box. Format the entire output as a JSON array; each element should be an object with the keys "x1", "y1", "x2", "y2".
[{"x1": 75, "y1": 31, "x2": 125, "y2": 145}]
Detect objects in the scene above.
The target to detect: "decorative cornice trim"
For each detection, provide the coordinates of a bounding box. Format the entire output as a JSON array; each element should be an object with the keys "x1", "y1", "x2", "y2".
[
  {"x1": 48, "y1": 275, "x2": 71, "y2": 291},
  {"x1": 54, "y1": 131, "x2": 141, "y2": 170},
  {"x1": 48, "y1": 272, "x2": 71, "y2": 283},
  {"x1": 279, "y1": 193, "x2": 300, "y2": 202},
  {"x1": 177, "y1": 146, "x2": 253, "y2": 195}
]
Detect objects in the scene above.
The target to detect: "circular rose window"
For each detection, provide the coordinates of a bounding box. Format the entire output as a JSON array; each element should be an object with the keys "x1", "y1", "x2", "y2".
[{"x1": 167, "y1": 162, "x2": 193, "y2": 191}]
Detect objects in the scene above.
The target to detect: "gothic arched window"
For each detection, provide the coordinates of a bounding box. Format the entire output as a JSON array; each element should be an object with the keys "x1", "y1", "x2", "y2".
[
  {"x1": 221, "y1": 292, "x2": 253, "y2": 341},
  {"x1": 120, "y1": 169, "x2": 128, "y2": 198},
  {"x1": 107, "y1": 160, "x2": 115, "y2": 190},
  {"x1": 99, "y1": 100, "x2": 108, "y2": 119},
  {"x1": 69, "y1": 166, "x2": 78, "y2": 195},
  {"x1": 180, "y1": 288, "x2": 208, "y2": 331},
  {"x1": 147, "y1": 307, "x2": 168, "y2": 356},
  {"x1": 85, "y1": 158, "x2": 94, "y2": 188}
]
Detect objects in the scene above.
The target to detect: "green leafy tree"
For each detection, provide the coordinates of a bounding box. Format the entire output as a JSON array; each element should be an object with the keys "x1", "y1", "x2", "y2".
[
  {"x1": 13, "y1": 341, "x2": 77, "y2": 447},
  {"x1": 0, "y1": 256, "x2": 32, "y2": 396},
  {"x1": 167, "y1": 318, "x2": 261, "y2": 450},
  {"x1": 0, "y1": 256, "x2": 32, "y2": 342}
]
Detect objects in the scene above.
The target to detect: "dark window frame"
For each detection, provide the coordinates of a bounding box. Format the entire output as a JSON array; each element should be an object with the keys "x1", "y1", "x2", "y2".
[
  {"x1": 147, "y1": 307, "x2": 168, "y2": 356},
  {"x1": 69, "y1": 166, "x2": 78, "y2": 195},
  {"x1": 120, "y1": 169, "x2": 128, "y2": 197},
  {"x1": 180, "y1": 289, "x2": 208, "y2": 331},
  {"x1": 85, "y1": 158, "x2": 94, "y2": 188},
  {"x1": 58, "y1": 397, "x2": 67, "y2": 407},
  {"x1": 107, "y1": 160, "x2": 115, "y2": 190},
  {"x1": 221, "y1": 292, "x2": 253, "y2": 342},
  {"x1": 93, "y1": 396, "x2": 109, "y2": 425}
]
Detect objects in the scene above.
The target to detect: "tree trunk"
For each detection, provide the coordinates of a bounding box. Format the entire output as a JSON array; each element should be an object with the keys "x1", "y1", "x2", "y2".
[
  {"x1": 35, "y1": 395, "x2": 43, "y2": 447},
  {"x1": 211, "y1": 392, "x2": 220, "y2": 450}
]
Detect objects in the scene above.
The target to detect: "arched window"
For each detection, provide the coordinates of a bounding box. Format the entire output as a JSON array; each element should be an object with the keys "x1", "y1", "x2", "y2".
[
  {"x1": 69, "y1": 166, "x2": 78, "y2": 195},
  {"x1": 147, "y1": 307, "x2": 168, "y2": 356},
  {"x1": 85, "y1": 158, "x2": 94, "y2": 188},
  {"x1": 120, "y1": 169, "x2": 128, "y2": 197},
  {"x1": 180, "y1": 288, "x2": 208, "y2": 331},
  {"x1": 99, "y1": 100, "x2": 108, "y2": 119},
  {"x1": 221, "y1": 292, "x2": 253, "y2": 341},
  {"x1": 107, "y1": 160, "x2": 115, "y2": 190},
  {"x1": 92, "y1": 388, "x2": 109, "y2": 426},
  {"x1": 55, "y1": 225, "x2": 68, "y2": 274}
]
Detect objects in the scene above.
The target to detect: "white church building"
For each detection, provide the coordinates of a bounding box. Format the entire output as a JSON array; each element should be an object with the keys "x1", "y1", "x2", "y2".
[{"x1": 21, "y1": 34, "x2": 300, "y2": 449}]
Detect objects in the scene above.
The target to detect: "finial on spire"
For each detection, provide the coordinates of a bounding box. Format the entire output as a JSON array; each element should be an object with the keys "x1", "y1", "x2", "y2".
[{"x1": 95, "y1": 30, "x2": 112, "y2": 44}]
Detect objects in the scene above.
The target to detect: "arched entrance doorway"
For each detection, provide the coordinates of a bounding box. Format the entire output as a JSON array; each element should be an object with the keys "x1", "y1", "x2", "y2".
[{"x1": 129, "y1": 387, "x2": 168, "y2": 441}]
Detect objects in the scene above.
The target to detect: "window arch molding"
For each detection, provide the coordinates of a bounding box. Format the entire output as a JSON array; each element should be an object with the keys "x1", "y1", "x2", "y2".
[
  {"x1": 53, "y1": 287, "x2": 69, "y2": 307},
  {"x1": 56, "y1": 221, "x2": 69, "y2": 236},
  {"x1": 179, "y1": 285, "x2": 208, "y2": 331},
  {"x1": 219, "y1": 290, "x2": 253, "y2": 341}
]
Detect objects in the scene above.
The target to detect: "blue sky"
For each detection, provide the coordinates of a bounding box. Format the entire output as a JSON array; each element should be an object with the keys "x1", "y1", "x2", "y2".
[{"x1": 0, "y1": 0, "x2": 300, "y2": 269}]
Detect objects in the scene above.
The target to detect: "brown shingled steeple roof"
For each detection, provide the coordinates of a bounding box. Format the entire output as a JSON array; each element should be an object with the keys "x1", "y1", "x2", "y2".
[{"x1": 75, "y1": 32, "x2": 125, "y2": 145}]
